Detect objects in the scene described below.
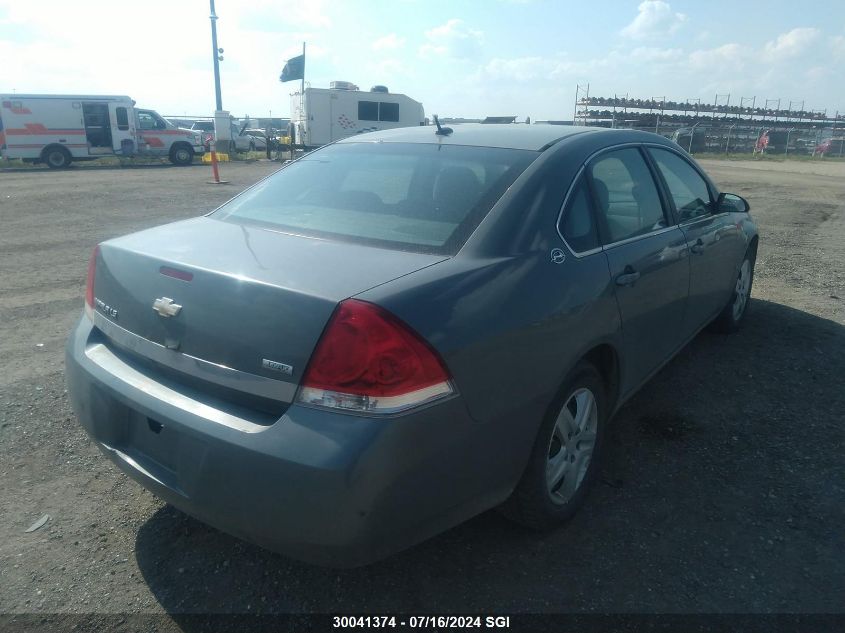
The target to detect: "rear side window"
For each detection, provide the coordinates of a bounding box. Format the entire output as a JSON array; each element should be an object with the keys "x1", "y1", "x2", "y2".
[
  {"x1": 588, "y1": 148, "x2": 667, "y2": 244},
  {"x1": 379, "y1": 102, "x2": 399, "y2": 122},
  {"x1": 559, "y1": 177, "x2": 599, "y2": 253},
  {"x1": 648, "y1": 148, "x2": 713, "y2": 222},
  {"x1": 115, "y1": 107, "x2": 129, "y2": 131},
  {"x1": 212, "y1": 142, "x2": 537, "y2": 254},
  {"x1": 358, "y1": 101, "x2": 378, "y2": 121},
  {"x1": 357, "y1": 101, "x2": 399, "y2": 122}
]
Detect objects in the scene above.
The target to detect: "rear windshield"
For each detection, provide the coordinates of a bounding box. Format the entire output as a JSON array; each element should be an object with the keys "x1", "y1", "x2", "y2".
[{"x1": 212, "y1": 142, "x2": 537, "y2": 254}]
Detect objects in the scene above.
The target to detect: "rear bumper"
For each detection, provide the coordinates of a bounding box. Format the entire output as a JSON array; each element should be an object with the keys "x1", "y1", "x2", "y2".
[
  {"x1": 192, "y1": 145, "x2": 205, "y2": 155},
  {"x1": 65, "y1": 316, "x2": 508, "y2": 566}
]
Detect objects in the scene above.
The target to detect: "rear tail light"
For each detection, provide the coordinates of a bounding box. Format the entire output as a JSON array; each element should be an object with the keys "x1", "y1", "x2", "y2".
[
  {"x1": 297, "y1": 299, "x2": 454, "y2": 414},
  {"x1": 84, "y1": 244, "x2": 100, "y2": 321}
]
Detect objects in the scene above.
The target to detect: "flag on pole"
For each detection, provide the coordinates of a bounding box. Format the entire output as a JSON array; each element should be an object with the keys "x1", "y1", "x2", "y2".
[{"x1": 279, "y1": 54, "x2": 305, "y2": 82}]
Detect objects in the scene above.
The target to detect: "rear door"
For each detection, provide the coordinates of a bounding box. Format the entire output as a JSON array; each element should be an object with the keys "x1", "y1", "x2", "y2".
[
  {"x1": 81, "y1": 102, "x2": 113, "y2": 154},
  {"x1": 305, "y1": 92, "x2": 331, "y2": 145},
  {"x1": 646, "y1": 146, "x2": 744, "y2": 335},
  {"x1": 587, "y1": 146, "x2": 690, "y2": 387},
  {"x1": 108, "y1": 103, "x2": 134, "y2": 153}
]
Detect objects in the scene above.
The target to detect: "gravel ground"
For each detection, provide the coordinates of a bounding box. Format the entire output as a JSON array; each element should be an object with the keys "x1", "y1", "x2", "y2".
[{"x1": 0, "y1": 158, "x2": 843, "y2": 622}]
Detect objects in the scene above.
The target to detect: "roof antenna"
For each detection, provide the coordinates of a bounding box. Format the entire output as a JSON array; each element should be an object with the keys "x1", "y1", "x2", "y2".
[{"x1": 433, "y1": 114, "x2": 453, "y2": 136}]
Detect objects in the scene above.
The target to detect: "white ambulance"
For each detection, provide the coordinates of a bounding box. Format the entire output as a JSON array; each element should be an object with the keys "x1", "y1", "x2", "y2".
[
  {"x1": 290, "y1": 82, "x2": 425, "y2": 148},
  {"x1": 0, "y1": 94, "x2": 205, "y2": 168}
]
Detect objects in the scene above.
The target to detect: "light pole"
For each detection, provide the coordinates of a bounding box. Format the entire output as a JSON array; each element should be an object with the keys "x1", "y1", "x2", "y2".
[
  {"x1": 207, "y1": 0, "x2": 230, "y2": 178},
  {"x1": 209, "y1": 0, "x2": 223, "y2": 112}
]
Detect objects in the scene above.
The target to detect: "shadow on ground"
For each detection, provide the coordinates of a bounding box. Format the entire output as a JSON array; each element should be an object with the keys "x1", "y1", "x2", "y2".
[
  {"x1": 0, "y1": 162, "x2": 207, "y2": 173},
  {"x1": 134, "y1": 299, "x2": 844, "y2": 618}
]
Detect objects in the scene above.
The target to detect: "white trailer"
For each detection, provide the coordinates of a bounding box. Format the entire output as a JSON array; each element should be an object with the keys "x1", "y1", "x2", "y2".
[
  {"x1": 290, "y1": 83, "x2": 425, "y2": 148},
  {"x1": 0, "y1": 94, "x2": 205, "y2": 168}
]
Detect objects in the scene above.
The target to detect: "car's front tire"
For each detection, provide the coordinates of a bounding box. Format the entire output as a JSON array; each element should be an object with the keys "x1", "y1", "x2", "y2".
[
  {"x1": 710, "y1": 246, "x2": 756, "y2": 333},
  {"x1": 501, "y1": 362, "x2": 608, "y2": 530},
  {"x1": 169, "y1": 143, "x2": 194, "y2": 166}
]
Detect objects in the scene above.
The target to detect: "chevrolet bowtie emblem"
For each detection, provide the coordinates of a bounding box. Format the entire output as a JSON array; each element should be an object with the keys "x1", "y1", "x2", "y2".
[{"x1": 152, "y1": 297, "x2": 182, "y2": 318}]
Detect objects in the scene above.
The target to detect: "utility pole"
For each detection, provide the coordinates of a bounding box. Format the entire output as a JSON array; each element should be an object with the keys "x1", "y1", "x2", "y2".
[
  {"x1": 207, "y1": 0, "x2": 229, "y2": 183},
  {"x1": 209, "y1": 0, "x2": 223, "y2": 111}
]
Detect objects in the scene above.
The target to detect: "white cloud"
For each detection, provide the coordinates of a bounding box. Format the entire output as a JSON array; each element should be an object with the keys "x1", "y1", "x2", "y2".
[
  {"x1": 366, "y1": 58, "x2": 409, "y2": 77},
  {"x1": 481, "y1": 57, "x2": 549, "y2": 82},
  {"x1": 238, "y1": 0, "x2": 332, "y2": 30},
  {"x1": 629, "y1": 47, "x2": 683, "y2": 62},
  {"x1": 279, "y1": 39, "x2": 330, "y2": 60},
  {"x1": 419, "y1": 19, "x2": 483, "y2": 59},
  {"x1": 763, "y1": 27, "x2": 820, "y2": 60},
  {"x1": 372, "y1": 33, "x2": 405, "y2": 51},
  {"x1": 621, "y1": 1, "x2": 688, "y2": 39},
  {"x1": 831, "y1": 34, "x2": 845, "y2": 58},
  {"x1": 688, "y1": 43, "x2": 747, "y2": 70}
]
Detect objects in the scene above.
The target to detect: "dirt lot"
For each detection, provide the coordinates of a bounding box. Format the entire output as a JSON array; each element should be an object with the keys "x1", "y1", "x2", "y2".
[{"x1": 0, "y1": 158, "x2": 843, "y2": 623}]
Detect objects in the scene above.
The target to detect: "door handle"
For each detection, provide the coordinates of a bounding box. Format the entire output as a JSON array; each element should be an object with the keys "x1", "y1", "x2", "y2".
[
  {"x1": 615, "y1": 266, "x2": 641, "y2": 286},
  {"x1": 690, "y1": 238, "x2": 705, "y2": 254}
]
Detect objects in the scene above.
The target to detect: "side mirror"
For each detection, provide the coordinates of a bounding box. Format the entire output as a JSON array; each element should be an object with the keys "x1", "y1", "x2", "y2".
[{"x1": 718, "y1": 192, "x2": 750, "y2": 214}]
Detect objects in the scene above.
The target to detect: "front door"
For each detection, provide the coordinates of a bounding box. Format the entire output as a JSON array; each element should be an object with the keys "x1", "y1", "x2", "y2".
[
  {"x1": 136, "y1": 110, "x2": 168, "y2": 156},
  {"x1": 82, "y1": 103, "x2": 113, "y2": 155},
  {"x1": 646, "y1": 147, "x2": 745, "y2": 335},
  {"x1": 108, "y1": 103, "x2": 135, "y2": 155},
  {"x1": 587, "y1": 147, "x2": 690, "y2": 387}
]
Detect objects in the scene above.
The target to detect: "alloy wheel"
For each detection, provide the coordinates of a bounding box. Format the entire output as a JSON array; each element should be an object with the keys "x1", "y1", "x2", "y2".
[
  {"x1": 732, "y1": 259, "x2": 751, "y2": 320},
  {"x1": 546, "y1": 387, "x2": 598, "y2": 505}
]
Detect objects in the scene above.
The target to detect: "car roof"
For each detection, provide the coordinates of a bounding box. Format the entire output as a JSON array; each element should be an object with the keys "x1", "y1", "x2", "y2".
[{"x1": 336, "y1": 123, "x2": 665, "y2": 151}]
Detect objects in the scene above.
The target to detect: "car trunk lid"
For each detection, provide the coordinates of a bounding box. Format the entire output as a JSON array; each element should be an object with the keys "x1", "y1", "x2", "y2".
[{"x1": 91, "y1": 217, "x2": 448, "y2": 405}]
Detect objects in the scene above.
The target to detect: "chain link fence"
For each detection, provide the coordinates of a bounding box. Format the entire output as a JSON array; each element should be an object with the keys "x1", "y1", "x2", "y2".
[{"x1": 620, "y1": 124, "x2": 845, "y2": 157}]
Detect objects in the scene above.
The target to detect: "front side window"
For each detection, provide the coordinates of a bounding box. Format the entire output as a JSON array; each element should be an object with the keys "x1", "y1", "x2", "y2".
[
  {"x1": 138, "y1": 111, "x2": 167, "y2": 130},
  {"x1": 212, "y1": 142, "x2": 537, "y2": 254},
  {"x1": 137, "y1": 111, "x2": 156, "y2": 130},
  {"x1": 559, "y1": 177, "x2": 600, "y2": 253},
  {"x1": 588, "y1": 148, "x2": 667, "y2": 244},
  {"x1": 648, "y1": 148, "x2": 713, "y2": 222}
]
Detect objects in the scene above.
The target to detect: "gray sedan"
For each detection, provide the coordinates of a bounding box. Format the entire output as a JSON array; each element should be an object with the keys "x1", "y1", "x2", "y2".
[{"x1": 65, "y1": 124, "x2": 758, "y2": 566}]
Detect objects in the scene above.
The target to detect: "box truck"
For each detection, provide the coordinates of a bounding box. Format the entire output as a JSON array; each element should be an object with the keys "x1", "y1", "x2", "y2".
[{"x1": 0, "y1": 94, "x2": 205, "y2": 167}]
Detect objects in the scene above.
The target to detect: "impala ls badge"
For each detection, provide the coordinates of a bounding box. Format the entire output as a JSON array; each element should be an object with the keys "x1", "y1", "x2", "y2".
[
  {"x1": 94, "y1": 297, "x2": 118, "y2": 319},
  {"x1": 152, "y1": 297, "x2": 182, "y2": 318},
  {"x1": 262, "y1": 359, "x2": 293, "y2": 376}
]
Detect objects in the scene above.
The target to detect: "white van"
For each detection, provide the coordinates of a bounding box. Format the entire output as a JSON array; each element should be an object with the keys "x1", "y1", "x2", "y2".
[{"x1": 0, "y1": 94, "x2": 205, "y2": 167}]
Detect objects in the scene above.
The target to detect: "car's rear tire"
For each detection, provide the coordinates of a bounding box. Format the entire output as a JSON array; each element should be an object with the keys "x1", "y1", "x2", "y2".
[
  {"x1": 710, "y1": 246, "x2": 756, "y2": 333},
  {"x1": 43, "y1": 145, "x2": 72, "y2": 169},
  {"x1": 500, "y1": 362, "x2": 608, "y2": 530},
  {"x1": 169, "y1": 143, "x2": 194, "y2": 166}
]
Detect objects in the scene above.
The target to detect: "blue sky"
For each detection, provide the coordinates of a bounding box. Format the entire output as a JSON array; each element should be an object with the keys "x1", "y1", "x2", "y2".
[{"x1": 1, "y1": 0, "x2": 843, "y2": 120}]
